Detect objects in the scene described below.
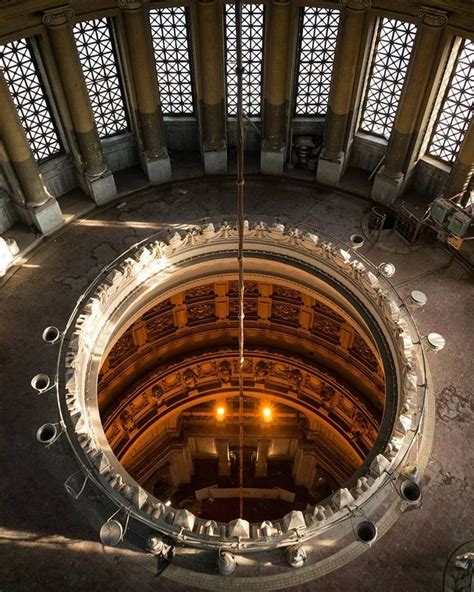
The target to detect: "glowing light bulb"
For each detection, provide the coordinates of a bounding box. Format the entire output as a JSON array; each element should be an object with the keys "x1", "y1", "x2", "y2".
[
  {"x1": 216, "y1": 405, "x2": 226, "y2": 421},
  {"x1": 262, "y1": 406, "x2": 272, "y2": 422}
]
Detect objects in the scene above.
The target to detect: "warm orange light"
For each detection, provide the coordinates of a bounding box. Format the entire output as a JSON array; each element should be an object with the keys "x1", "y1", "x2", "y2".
[
  {"x1": 216, "y1": 405, "x2": 226, "y2": 421},
  {"x1": 262, "y1": 406, "x2": 272, "y2": 422}
]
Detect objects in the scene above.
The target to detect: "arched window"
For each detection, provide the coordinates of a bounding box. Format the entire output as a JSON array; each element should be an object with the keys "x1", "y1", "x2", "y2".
[
  {"x1": 0, "y1": 38, "x2": 61, "y2": 161},
  {"x1": 225, "y1": 3, "x2": 264, "y2": 117},
  {"x1": 294, "y1": 8, "x2": 340, "y2": 117},
  {"x1": 73, "y1": 18, "x2": 128, "y2": 138},
  {"x1": 428, "y1": 39, "x2": 474, "y2": 164},
  {"x1": 149, "y1": 7, "x2": 194, "y2": 116},
  {"x1": 360, "y1": 18, "x2": 417, "y2": 139}
]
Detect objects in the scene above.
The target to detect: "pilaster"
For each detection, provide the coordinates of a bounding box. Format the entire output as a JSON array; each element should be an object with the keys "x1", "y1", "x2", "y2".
[
  {"x1": 193, "y1": 0, "x2": 227, "y2": 174},
  {"x1": 317, "y1": 0, "x2": 371, "y2": 185},
  {"x1": 372, "y1": 6, "x2": 449, "y2": 205},
  {"x1": 43, "y1": 6, "x2": 118, "y2": 204},
  {"x1": 119, "y1": 0, "x2": 172, "y2": 184}
]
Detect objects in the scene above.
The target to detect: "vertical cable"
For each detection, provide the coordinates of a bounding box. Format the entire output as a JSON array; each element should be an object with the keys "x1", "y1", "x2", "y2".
[{"x1": 235, "y1": 0, "x2": 245, "y2": 520}]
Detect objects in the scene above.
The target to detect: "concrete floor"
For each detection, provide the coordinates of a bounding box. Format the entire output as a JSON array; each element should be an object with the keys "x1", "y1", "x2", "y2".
[{"x1": 0, "y1": 175, "x2": 473, "y2": 591}]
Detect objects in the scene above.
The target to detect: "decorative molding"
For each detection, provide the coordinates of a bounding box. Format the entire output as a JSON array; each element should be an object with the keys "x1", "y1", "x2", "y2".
[
  {"x1": 340, "y1": 0, "x2": 371, "y2": 11},
  {"x1": 417, "y1": 6, "x2": 449, "y2": 27},
  {"x1": 54, "y1": 219, "x2": 427, "y2": 550},
  {"x1": 118, "y1": 0, "x2": 147, "y2": 10},
  {"x1": 42, "y1": 6, "x2": 75, "y2": 27}
]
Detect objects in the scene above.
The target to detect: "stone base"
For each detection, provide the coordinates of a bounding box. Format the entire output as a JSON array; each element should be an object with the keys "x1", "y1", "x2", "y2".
[
  {"x1": 204, "y1": 149, "x2": 227, "y2": 175},
  {"x1": 144, "y1": 153, "x2": 172, "y2": 184},
  {"x1": 86, "y1": 170, "x2": 117, "y2": 205},
  {"x1": 28, "y1": 198, "x2": 64, "y2": 235},
  {"x1": 316, "y1": 153, "x2": 345, "y2": 186},
  {"x1": 261, "y1": 146, "x2": 285, "y2": 175},
  {"x1": 0, "y1": 237, "x2": 14, "y2": 276},
  {"x1": 372, "y1": 167, "x2": 404, "y2": 205}
]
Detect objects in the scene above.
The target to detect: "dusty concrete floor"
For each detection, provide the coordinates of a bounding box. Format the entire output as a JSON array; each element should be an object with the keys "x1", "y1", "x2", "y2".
[{"x1": 0, "y1": 175, "x2": 473, "y2": 592}]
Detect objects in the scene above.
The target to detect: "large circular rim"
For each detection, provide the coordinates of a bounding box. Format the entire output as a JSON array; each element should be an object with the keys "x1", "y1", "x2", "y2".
[{"x1": 52, "y1": 218, "x2": 429, "y2": 559}]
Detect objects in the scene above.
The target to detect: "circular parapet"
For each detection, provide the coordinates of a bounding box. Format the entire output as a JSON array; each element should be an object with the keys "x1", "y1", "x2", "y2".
[{"x1": 48, "y1": 218, "x2": 432, "y2": 585}]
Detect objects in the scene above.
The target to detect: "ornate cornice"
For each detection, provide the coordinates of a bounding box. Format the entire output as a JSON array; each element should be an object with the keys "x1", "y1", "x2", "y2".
[
  {"x1": 417, "y1": 5, "x2": 449, "y2": 27},
  {"x1": 340, "y1": 0, "x2": 371, "y2": 11},
  {"x1": 42, "y1": 6, "x2": 75, "y2": 27},
  {"x1": 117, "y1": 0, "x2": 148, "y2": 10}
]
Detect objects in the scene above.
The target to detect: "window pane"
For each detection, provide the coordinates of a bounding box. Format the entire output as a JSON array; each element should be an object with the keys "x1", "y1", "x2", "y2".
[
  {"x1": 225, "y1": 3, "x2": 264, "y2": 117},
  {"x1": 294, "y1": 7, "x2": 340, "y2": 116},
  {"x1": 0, "y1": 38, "x2": 61, "y2": 161},
  {"x1": 73, "y1": 18, "x2": 128, "y2": 138},
  {"x1": 150, "y1": 7, "x2": 194, "y2": 116},
  {"x1": 360, "y1": 19, "x2": 417, "y2": 139},
  {"x1": 428, "y1": 39, "x2": 474, "y2": 164}
]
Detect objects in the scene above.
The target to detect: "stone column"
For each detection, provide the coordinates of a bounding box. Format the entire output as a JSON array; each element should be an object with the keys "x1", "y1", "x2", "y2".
[
  {"x1": 317, "y1": 0, "x2": 371, "y2": 185},
  {"x1": 372, "y1": 7, "x2": 448, "y2": 205},
  {"x1": 194, "y1": 0, "x2": 227, "y2": 174},
  {"x1": 43, "y1": 7, "x2": 117, "y2": 205},
  {"x1": 444, "y1": 118, "x2": 474, "y2": 205},
  {"x1": 119, "y1": 0, "x2": 171, "y2": 183},
  {"x1": 0, "y1": 70, "x2": 63, "y2": 234},
  {"x1": 293, "y1": 447, "x2": 318, "y2": 490},
  {"x1": 216, "y1": 439, "x2": 231, "y2": 477},
  {"x1": 260, "y1": 0, "x2": 293, "y2": 175},
  {"x1": 255, "y1": 439, "x2": 271, "y2": 477}
]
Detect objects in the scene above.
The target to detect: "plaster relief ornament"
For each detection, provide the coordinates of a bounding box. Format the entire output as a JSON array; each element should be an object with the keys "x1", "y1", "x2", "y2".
[{"x1": 218, "y1": 360, "x2": 232, "y2": 384}]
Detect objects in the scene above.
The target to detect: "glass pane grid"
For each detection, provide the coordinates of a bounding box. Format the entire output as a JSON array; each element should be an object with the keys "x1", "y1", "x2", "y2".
[
  {"x1": 428, "y1": 39, "x2": 474, "y2": 164},
  {"x1": 226, "y1": 3, "x2": 264, "y2": 117},
  {"x1": 360, "y1": 18, "x2": 417, "y2": 139},
  {"x1": 294, "y1": 7, "x2": 340, "y2": 117},
  {"x1": 150, "y1": 7, "x2": 194, "y2": 116},
  {"x1": 0, "y1": 38, "x2": 61, "y2": 161},
  {"x1": 73, "y1": 19, "x2": 128, "y2": 138}
]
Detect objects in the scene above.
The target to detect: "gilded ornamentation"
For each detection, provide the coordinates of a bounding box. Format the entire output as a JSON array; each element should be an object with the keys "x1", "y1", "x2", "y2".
[
  {"x1": 272, "y1": 302, "x2": 300, "y2": 324},
  {"x1": 288, "y1": 369, "x2": 303, "y2": 391},
  {"x1": 350, "y1": 334, "x2": 378, "y2": 371},
  {"x1": 311, "y1": 313, "x2": 341, "y2": 343},
  {"x1": 145, "y1": 312, "x2": 175, "y2": 338},
  {"x1": 187, "y1": 303, "x2": 215, "y2": 322},
  {"x1": 272, "y1": 285, "x2": 302, "y2": 302},
  {"x1": 185, "y1": 284, "x2": 214, "y2": 300},
  {"x1": 229, "y1": 298, "x2": 258, "y2": 318},
  {"x1": 183, "y1": 369, "x2": 197, "y2": 388},
  {"x1": 108, "y1": 330, "x2": 136, "y2": 368},
  {"x1": 313, "y1": 300, "x2": 344, "y2": 322},
  {"x1": 119, "y1": 409, "x2": 134, "y2": 433},
  {"x1": 255, "y1": 361, "x2": 269, "y2": 381},
  {"x1": 229, "y1": 280, "x2": 259, "y2": 295},
  {"x1": 219, "y1": 360, "x2": 232, "y2": 383}
]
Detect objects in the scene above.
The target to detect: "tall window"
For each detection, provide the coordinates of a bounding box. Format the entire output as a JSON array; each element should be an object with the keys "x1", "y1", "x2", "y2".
[
  {"x1": 225, "y1": 3, "x2": 264, "y2": 117},
  {"x1": 150, "y1": 7, "x2": 194, "y2": 115},
  {"x1": 73, "y1": 19, "x2": 128, "y2": 138},
  {"x1": 0, "y1": 38, "x2": 61, "y2": 161},
  {"x1": 360, "y1": 19, "x2": 417, "y2": 139},
  {"x1": 294, "y1": 8, "x2": 340, "y2": 116},
  {"x1": 428, "y1": 39, "x2": 474, "y2": 164}
]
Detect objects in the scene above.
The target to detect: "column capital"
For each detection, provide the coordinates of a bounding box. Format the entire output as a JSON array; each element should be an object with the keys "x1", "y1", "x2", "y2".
[
  {"x1": 416, "y1": 6, "x2": 448, "y2": 27},
  {"x1": 42, "y1": 6, "x2": 74, "y2": 27},
  {"x1": 118, "y1": 0, "x2": 148, "y2": 11},
  {"x1": 339, "y1": 0, "x2": 371, "y2": 11}
]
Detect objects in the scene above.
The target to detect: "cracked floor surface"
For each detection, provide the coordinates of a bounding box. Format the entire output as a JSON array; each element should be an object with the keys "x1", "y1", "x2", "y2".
[{"x1": 0, "y1": 177, "x2": 473, "y2": 592}]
